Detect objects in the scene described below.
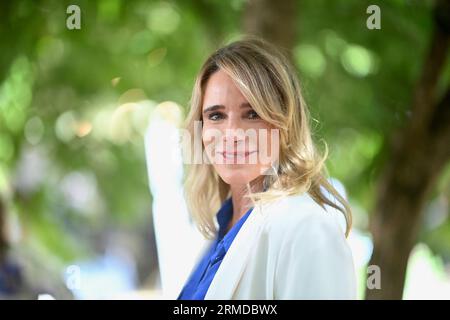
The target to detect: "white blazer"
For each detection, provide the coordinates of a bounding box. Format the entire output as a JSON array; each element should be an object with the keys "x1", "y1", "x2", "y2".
[{"x1": 204, "y1": 192, "x2": 357, "y2": 299}]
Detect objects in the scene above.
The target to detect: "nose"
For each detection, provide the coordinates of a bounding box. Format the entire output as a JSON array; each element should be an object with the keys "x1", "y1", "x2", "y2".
[{"x1": 222, "y1": 116, "x2": 246, "y2": 148}]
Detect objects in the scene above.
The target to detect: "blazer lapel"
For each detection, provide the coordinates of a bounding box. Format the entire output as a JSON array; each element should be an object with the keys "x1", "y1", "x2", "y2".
[
  {"x1": 204, "y1": 202, "x2": 269, "y2": 299},
  {"x1": 203, "y1": 192, "x2": 320, "y2": 299},
  {"x1": 203, "y1": 193, "x2": 313, "y2": 299}
]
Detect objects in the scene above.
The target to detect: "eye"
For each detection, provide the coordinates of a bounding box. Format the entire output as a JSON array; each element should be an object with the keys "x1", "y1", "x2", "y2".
[
  {"x1": 246, "y1": 110, "x2": 261, "y2": 120},
  {"x1": 208, "y1": 112, "x2": 225, "y2": 121}
]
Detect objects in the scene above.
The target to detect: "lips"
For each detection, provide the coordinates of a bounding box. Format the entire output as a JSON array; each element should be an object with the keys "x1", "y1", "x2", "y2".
[
  {"x1": 222, "y1": 151, "x2": 255, "y2": 157},
  {"x1": 215, "y1": 150, "x2": 258, "y2": 162}
]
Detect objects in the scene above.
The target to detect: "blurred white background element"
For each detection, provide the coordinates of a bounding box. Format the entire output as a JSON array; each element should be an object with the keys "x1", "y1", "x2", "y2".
[
  {"x1": 65, "y1": 249, "x2": 137, "y2": 300},
  {"x1": 144, "y1": 102, "x2": 210, "y2": 299},
  {"x1": 37, "y1": 294, "x2": 56, "y2": 300}
]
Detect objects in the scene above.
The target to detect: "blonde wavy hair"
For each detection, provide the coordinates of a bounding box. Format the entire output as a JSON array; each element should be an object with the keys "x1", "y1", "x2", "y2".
[{"x1": 183, "y1": 37, "x2": 352, "y2": 239}]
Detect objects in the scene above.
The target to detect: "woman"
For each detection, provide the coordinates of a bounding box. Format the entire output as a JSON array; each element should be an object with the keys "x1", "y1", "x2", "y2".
[{"x1": 178, "y1": 37, "x2": 356, "y2": 299}]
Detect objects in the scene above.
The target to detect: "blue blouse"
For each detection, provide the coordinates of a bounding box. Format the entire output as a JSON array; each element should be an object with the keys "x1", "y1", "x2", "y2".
[{"x1": 177, "y1": 198, "x2": 253, "y2": 300}]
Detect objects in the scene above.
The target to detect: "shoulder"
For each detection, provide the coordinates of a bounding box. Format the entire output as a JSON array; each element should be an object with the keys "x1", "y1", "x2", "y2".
[
  {"x1": 257, "y1": 193, "x2": 356, "y2": 299},
  {"x1": 260, "y1": 192, "x2": 348, "y2": 242}
]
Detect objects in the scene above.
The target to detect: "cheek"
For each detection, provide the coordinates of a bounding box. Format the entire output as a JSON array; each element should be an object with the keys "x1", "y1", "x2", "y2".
[
  {"x1": 202, "y1": 124, "x2": 215, "y2": 148},
  {"x1": 202, "y1": 127, "x2": 222, "y2": 163},
  {"x1": 261, "y1": 126, "x2": 279, "y2": 158}
]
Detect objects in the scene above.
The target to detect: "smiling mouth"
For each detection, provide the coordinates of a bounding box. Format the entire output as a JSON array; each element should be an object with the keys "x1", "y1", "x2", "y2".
[{"x1": 216, "y1": 150, "x2": 258, "y2": 161}]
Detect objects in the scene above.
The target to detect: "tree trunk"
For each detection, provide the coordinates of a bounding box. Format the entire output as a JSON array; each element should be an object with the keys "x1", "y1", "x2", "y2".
[
  {"x1": 242, "y1": 0, "x2": 298, "y2": 58},
  {"x1": 366, "y1": 1, "x2": 450, "y2": 299}
]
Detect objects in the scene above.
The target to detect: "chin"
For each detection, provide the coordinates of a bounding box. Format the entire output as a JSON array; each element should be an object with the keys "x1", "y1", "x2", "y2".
[{"x1": 215, "y1": 165, "x2": 261, "y2": 186}]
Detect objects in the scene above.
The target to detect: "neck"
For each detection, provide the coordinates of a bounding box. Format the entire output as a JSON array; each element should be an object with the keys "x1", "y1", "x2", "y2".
[{"x1": 227, "y1": 177, "x2": 264, "y2": 232}]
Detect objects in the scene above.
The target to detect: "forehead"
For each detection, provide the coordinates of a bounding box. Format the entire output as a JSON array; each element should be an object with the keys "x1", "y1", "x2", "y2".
[{"x1": 202, "y1": 70, "x2": 247, "y2": 108}]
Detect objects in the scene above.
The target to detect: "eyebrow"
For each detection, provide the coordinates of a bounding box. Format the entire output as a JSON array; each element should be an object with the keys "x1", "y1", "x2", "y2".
[{"x1": 202, "y1": 102, "x2": 252, "y2": 115}]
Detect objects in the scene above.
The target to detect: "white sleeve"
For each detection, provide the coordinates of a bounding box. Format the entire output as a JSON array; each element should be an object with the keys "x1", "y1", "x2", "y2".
[{"x1": 274, "y1": 208, "x2": 357, "y2": 299}]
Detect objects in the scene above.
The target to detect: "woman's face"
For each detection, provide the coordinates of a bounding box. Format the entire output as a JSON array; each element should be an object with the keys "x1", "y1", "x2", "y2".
[{"x1": 202, "y1": 69, "x2": 276, "y2": 187}]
